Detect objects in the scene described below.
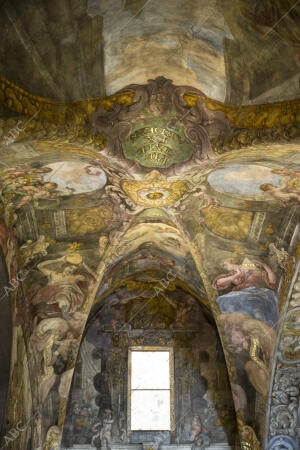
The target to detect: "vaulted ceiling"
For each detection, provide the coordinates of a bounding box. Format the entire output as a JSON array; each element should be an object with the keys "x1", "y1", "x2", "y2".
[
  {"x1": 0, "y1": 1, "x2": 299, "y2": 450},
  {"x1": 0, "y1": 0, "x2": 299, "y2": 103}
]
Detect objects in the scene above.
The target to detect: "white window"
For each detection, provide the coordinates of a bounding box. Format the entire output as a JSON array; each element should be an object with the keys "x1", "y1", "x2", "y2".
[{"x1": 128, "y1": 346, "x2": 174, "y2": 431}]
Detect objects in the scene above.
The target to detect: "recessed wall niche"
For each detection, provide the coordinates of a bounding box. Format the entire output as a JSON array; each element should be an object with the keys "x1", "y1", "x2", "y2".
[{"x1": 61, "y1": 287, "x2": 237, "y2": 449}]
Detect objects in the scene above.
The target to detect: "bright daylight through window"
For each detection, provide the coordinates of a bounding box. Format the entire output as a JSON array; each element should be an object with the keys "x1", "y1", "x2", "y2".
[{"x1": 129, "y1": 347, "x2": 174, "y2": 431}]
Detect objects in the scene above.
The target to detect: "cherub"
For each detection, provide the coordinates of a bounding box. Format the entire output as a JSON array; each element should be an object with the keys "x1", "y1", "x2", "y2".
[
  {"x1": 16, "y1": 181, "x2": 58, "y2": 207},
  {"x1": 190, "y1": 414, "x2": 202, "y2": 441},
  {"x1": 260, "y1": 183, "x2": 300, "y2": 205},
  {"x1": 192, "y1": 185, "x2": 220, "y2": 209},
  {"x1": 37, "y1": 255, "x2": 85, "y2": 286},
  {"x1": 20, "y1": 235, "x2": 49, "y2": 265},
  {"x1": 92, "y1": 409, "x2": 114, "y2": 449},
  {"x1": 188, "y1": 415, "x2": 210, "y2": 449},
  {"x1": 118, "y1": 412, "x2": 127, "y2": 442}
]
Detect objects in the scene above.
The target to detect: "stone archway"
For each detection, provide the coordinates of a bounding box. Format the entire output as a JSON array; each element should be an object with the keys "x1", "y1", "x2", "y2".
[{"x1": 61, "y1": 275, "x2": 237, "y2": 449}]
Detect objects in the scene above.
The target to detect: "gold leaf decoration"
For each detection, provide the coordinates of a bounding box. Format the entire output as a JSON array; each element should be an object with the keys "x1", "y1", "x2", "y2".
[
  {"x1": 0, "y1": 75, "x2": 134, "y2": 124},
  {"x1": 184, "y1": 92, "x2": 300, "y2": 128},
  {"x1": 122, "y1": 180, "x2": 187, "y2": 207},
  {"x1": 203, "y1": 207, "x2": 252, "y2": 241},
  {"x1": 66, "y1": 204, "x2": 113, "y2": 235},
  {"x1": 67, "y1": 242, "x2": 82, "y2": 252}
]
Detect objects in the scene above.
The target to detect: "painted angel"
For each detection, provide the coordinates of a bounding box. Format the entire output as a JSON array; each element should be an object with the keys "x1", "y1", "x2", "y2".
[{"x1": 212, "y1": 257, "x2": 276, "y2": 292}]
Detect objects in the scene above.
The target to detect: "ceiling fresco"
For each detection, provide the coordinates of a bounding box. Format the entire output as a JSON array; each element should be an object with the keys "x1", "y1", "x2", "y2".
[
  {"x1": 0, "y1": 0, "x2": 299, "y2": 104},
  {"x1": 0, "y1": 75, "x2": 299, "y2": 450},
  {"x1": 0, "y1": 2, "x2": 299, "y2": 450}
]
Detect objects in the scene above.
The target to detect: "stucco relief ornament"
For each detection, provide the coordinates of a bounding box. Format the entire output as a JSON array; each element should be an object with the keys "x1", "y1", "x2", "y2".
[
  {"x1": 121, "y1": 170, "x2": 187, "y2": 207},
  {"x1": 90, "y1": 77, "x2": 231, "y2": 172},
  {"x1": 267, "y1": 435, "x2": 299, "y2": 450},
  {"x1": 278, "y1": 306, "x2": 300, "y2": 363},
  {"x1": 269, "y1": 364, "x2": 300, "y2": 438},
  {"x1": 44, "y1": 426, "x2": 61, "y2": 450}
]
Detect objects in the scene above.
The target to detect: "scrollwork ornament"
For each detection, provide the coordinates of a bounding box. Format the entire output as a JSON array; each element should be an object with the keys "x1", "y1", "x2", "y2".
[
  {"x1": 267, "y1": 435, "x2": 299, "y2": 450},
  {"x1": 269, "y1": 363, "x2": 300, "y2": 438},
  {"x1": 91, "y1": 76, "x2": 230, "y2": 168}
]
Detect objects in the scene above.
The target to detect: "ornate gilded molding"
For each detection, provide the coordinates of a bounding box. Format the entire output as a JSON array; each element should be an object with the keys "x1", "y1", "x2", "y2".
[
  {"x1": 0, "y1": 74, "x2": 299, "y2": 155},
  {"x1": 2, "y1": 74, "x2": 299, "y2": 130},
  {"x1": 0, "y1": 75, "x2": 134, "y2": 124},
  {"x1": 202, "y1": 207, "x2": 253, "y2": 241},
  {"x1": 122, "y1": 170, "x2": 187, "y2": 207},
  {"x1": 211, "y1": 123, "x2": 300, "y2": 154},
  {"x1": 90, "y1": 76, "x2": 231, "y2": 168},
  {"x1": 265, "y1": 260, "x2": 300, "y2": 450},
  {"x1": 239, "y1": 424, "x2": 261, "y2": 450},
  {"x1": 184, "y1": 93, "x2": 300, "y2": 128}
]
